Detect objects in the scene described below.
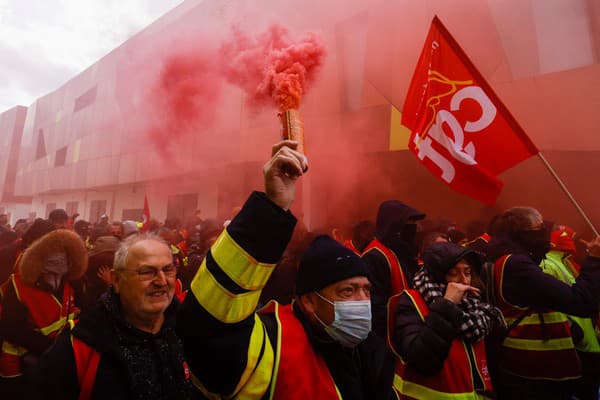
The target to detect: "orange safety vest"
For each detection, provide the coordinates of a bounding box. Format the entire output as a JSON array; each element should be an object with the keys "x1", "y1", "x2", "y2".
[
  {"x1": 259, "y1": 302, "x2": 342, "y2": 400},
  {"x1": 363, "y1": 239, "x2": 409, "y2": 294},
  {"x1": 387, "y1": 290, "x2": 493, "y2": 399},
  {"x1": 0, "y1": 273, "x2": 76, "y2": 378},
  {"x1": 493, "y1": 255, "x2": 581, "y2": 381}
]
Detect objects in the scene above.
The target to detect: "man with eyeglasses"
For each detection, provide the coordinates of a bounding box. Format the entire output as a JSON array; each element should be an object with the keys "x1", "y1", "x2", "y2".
[
  {"x1": 31, "y1": 233, "x2": 197, "y2": 400},
  {"x1": 484, "y1": 206, "x2": 600, "y2": 399}
]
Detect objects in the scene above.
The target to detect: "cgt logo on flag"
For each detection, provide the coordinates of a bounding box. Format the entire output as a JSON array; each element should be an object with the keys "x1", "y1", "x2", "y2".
[{"x1": 402, "y1": 16, "x2": 538, "y2": 206}]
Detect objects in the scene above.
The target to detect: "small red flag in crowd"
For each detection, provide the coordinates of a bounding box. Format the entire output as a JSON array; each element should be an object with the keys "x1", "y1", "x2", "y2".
[
  {"x1": 402, "y1": 16, "x2": 539, "y2": 205},
  {"x1": 141, "y1": 194, "x2": 151, "y2": 233}
]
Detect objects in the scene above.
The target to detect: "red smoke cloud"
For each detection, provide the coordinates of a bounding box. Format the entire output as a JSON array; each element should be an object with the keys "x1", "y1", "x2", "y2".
[
  {"x1": 221, "y1": 24, "x2": 326, "y2": 111},
  {"x1": 141, "y1": 24, "x2": 326, "y2": 162},
  {"x1": 147, "y1": 51, "x2": 222, "y2": 160}
]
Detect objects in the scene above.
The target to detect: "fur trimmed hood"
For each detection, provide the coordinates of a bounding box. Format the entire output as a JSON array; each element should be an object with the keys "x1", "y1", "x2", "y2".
[{"x1": 18, "y1": 229, "x2": 88, "y2": 285}]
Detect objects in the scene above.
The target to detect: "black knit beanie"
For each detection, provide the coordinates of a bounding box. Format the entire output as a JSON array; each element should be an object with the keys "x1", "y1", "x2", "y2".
[{"x1": 296, "y1": 235, "x2": 370, "y2": 295}]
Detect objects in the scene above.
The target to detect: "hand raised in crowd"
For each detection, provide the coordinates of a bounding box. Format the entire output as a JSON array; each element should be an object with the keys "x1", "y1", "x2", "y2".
[
  {"x1": 264, "y1": 140, "x2": 307, "y2": 211},
  {"x1": 443, "y1": 282, "x2": 480, "y2": 304},
  {"x1": 579, "y1": 235, "x2": 600, "y2": 258},
  {"x1": 97, "y1": 265, "x2": 112, "y2": 285}
]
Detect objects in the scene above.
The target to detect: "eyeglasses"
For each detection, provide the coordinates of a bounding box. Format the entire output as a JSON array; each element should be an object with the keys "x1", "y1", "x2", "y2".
[{"x1": 119, "y1": 265, "x2": 177, "y2": 281}]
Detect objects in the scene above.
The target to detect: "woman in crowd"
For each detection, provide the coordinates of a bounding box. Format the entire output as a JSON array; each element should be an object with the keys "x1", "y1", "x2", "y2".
[{"x1": 389, "y1": 242, "x2": 504, "y2": 399}]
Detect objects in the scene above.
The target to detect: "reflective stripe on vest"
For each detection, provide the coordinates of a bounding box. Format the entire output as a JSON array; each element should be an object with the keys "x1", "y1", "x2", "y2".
[
  {"x1": 393, "y1": 375, "x2": 489, "y2": 400},
  {"x1": 388, "y1": 290, "x2": 493, "y2": 399},
  {"x1": 0, "y1": 341, "x2": 27, "y2": 377},
  {"x1": 12, "y1": 273, "x2": 75, "y2": 339},
  {"x1": 363, "y1": 239, "x2": 409, "y2": 294},
  {"x1": 493, "y1": 255, "x2": 581, "y2": 380},
  {"x1": 260, "y1": 301, "x2": 342, "y2": 400},
  {"x1": 0, "y1": 274, "x2": 75, "y2": 377},
  {"x1": 541, "y1": 251, "x2": 600, "y2": 353}
]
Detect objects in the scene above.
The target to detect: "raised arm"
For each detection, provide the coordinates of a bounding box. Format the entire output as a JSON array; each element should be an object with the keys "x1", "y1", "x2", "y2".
[{"x1": 176, "y1": 141, "x2": 305, "y2": 398}]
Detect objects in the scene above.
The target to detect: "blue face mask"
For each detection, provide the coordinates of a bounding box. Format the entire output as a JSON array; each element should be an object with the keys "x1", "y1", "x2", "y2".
[{"x1": 313, "y1": 292, "x2": 372, "y2": 348}]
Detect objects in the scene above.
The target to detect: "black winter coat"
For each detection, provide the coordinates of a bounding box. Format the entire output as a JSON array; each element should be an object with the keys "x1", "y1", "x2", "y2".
[
  {"x1": 393, "y1": 292, "x2": 463, "y2": 376},
  {"x1": 485, "y1": 236, "x2": 600, "y2": 317},
  {"x1": 362, "y1": 244, "x2": 419, "y2": 339},
  {"x1": 31, "y1": 289, "x2": 197, "y2": 400}
]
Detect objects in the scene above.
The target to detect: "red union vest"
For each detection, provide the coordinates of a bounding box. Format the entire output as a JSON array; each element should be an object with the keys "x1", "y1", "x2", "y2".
[
  {"x1": 71, "y1": 331, "x2": 101, "y2": 400},
  {"x1": 259, "y1": 302, "x2": 341, "y2": 400},
  {"x1": 493, "y1": 254, "x2": 581, "y2": 381},
  {"x1": 387, "y1": 290, "x2": 493, "y2": 400},
  {"x1": 0, "y1": 273, "x2": 76, "y2": 378},
  {"x1": 363, "y1": 239, "x2": 409, "y2": 294}
]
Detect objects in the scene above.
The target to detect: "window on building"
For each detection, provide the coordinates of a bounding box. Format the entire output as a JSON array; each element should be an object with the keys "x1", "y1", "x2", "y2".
[
  {"x1": 55, "y1": 146, "x2": 68, "y2": 167},
  {"x1": 167, "y1": 193, "x2": 198, "y2": 224},
  {"x1": 45, "y1": 203, "x2": 56, "y2": 218},
  {"x1": 74, "y1": 86, "x2": 97, "y2": 112},
  {"x1": 122, "y1": 208, "x2": 144, "y2": 222},
  {"x1": 89, "y1": 200, "x2": 107, "y2": 223},
  {"x1": 36, "y1": 129, "x2": 47, "y2": 160},
  {"x1": 66, "y1": 201, "x2": 78, "y2": 216}
]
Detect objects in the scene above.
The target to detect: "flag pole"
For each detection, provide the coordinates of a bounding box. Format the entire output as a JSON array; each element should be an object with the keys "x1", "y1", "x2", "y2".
[{"x1": 537, "y1": 153, "x2": 598, "y2": 236}]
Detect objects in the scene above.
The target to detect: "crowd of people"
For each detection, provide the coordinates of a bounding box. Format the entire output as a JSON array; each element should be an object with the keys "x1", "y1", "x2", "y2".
[{"x1": 0, "y1": 140, "x2": 598, "y2": 399}]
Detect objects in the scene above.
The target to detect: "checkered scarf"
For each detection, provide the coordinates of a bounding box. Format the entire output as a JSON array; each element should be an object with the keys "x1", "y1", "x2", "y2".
[{"x1": 413, "y1": 267, "x2": 505, "y2": 344}]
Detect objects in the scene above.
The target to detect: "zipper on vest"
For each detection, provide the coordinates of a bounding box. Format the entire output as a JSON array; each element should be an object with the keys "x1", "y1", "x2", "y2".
[{"x1": 465, "y1": 343, "x2": 484, "y2": 390}]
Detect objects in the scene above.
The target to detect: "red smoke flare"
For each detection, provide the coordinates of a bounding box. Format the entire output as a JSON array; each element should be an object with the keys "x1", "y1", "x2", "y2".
[{"x1": 221, "y1": 24, "x2": 326, "y2": 111}]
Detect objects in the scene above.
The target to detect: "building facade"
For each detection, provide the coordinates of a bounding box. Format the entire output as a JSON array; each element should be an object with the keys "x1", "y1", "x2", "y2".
[{"x1": 1, "y1": 0, "x2": 599, "y2": 235}]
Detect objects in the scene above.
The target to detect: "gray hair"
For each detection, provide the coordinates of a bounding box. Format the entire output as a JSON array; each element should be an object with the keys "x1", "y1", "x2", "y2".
[
  {"x1": 490, "y1": 206, "x2": 543, "y2": 235},
  {"x1": 113, "y1": 232, "x2": 170, "y2": 270}
]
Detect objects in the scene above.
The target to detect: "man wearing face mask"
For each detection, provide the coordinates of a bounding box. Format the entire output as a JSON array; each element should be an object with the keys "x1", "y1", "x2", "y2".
[
  {"x1": 176, "y1": 141, "x2": 397, "y2": 400},
  {"x1": 485, "y1": 207, "x2": 600, "y2": 400},
  {"x1": 362, "y1": 200, "x2": 425, "y2": 339},
  {"x1": 0, "y1": 229, "x2": 87, "y2": 398}
]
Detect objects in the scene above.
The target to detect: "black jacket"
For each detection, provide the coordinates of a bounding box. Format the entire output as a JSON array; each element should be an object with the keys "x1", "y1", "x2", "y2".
[
  {"x1": 362, "y1": 201, "x2": 424, "y2": 339},
  {"x1": 291, "y1": 303, "x2": 397, "y2": 400},
  {"x1": 31, "y1": 289, "x2": 197, "y2": 400},
  {"x1": 177, "y1": 192, "x2": 396, "y2": 400},
  {"x1": 362, "y1": 242, "x2": 420, "y2": 339},
  {"x1": 485, "y1": 235, "x2": 600, "y2": 317},
  {"x1": 393, "y1": 293, "x2": 463, "y2": 376}
]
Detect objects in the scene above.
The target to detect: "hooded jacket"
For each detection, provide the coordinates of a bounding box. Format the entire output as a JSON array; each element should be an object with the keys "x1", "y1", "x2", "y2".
[
  {"x1": 421, "y1": 242, "x2": 482, "y2": 283},
  {"x1": 362, "y1": 200, "x2": 425, "y2": 338},
  {"x1": 0, "y1": 229, "x2": 87, "y2": 355},
  {"x1": 393, "y1": 242, "x2": 484, "y2": 376}
]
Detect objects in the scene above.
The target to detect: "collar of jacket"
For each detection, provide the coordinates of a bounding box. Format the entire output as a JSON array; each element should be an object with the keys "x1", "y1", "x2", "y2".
[
  {"x1": 73, "y1": 287, "x2": 179, "y2": 354},
  {"x1": 485, "y1": 234, "x2": 532, "y2": 262}
]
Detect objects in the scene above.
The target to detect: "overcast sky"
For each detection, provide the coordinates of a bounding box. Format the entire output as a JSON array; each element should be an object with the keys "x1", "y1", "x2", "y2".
[{"x1": 0, "y1": 0, "x2": 183, "y2": 113}]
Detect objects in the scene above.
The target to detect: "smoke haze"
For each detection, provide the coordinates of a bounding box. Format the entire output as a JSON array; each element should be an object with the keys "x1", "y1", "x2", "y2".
[{"x1": 24, "y1": 0, "x2": 597, "y2": 238}]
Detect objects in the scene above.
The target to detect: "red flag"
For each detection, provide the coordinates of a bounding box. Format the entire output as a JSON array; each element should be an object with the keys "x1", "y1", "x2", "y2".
[
  {"x1": 141, "y1": 194, "x2": 151, "y2": 233},
  {"x1": 402, "y1": 16, "x2": 538, "y2": 205}
]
